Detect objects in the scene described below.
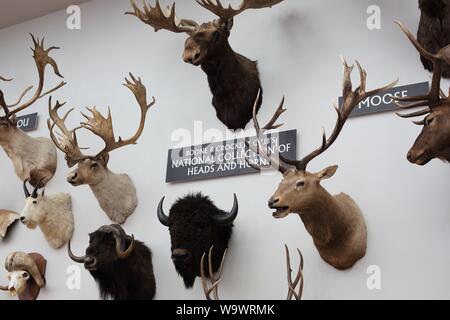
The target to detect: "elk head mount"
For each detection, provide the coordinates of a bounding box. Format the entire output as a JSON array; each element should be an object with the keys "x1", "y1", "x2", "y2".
[
  {"x1": 418, "y1": 0, "x2": 450, "y2": 78},
  {"x1": 127, "y1": 0, "x2": 285, "y2": 130},
  {"x1": 48, "y1": 74, "x2": 155, "y2": 224},
  {"x1": 0, "y1": 252, "x2": 46, "y2": 300},
  {"x1": 251, "y1": 59, "x2": 397, "y2": 269},
  {"x1": 395, "y1": 21, "x2": 450, "y2": 165},
  {"x1": 0, "y1": 35, "x2": 65, "y2": 187}
]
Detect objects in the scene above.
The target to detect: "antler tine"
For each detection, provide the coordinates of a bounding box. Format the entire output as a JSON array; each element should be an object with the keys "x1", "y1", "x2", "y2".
[
  {"x1": 296, "y1": 58, "x2": 397, "y2": 171},
  {"x1": 396, "y1": 108, "x2": 431, "y2": 119},
  {"x1": 9, "y1": 34, "x2": 66, "y2": 117},
  {"x1": 47, "y1": 97, "x2": 87, "y2": 167},
  {"x1": 80, "y1": 74, "x2": 154, "y2": 160},
  {"x1": 285, "y1": 245, "x2": 304, "y2": 301},
  {"x1": 200, "y1": 246, "x2": 227, "y2": 300},
  {"x1": 126, "y1": 0, "x2": 198, "y2": 34},
  {"x1": 252, "y1": 90, "x2": 292, "y2": 174},
  {"x1": 196, "y1": 0, "x2": 284, "y2": 22},
  {"x1": 0, "y1": 76, "x2": 12, "y2": 82}
]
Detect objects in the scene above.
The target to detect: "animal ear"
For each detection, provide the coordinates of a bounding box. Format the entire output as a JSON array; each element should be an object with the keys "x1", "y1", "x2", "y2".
[
  {"x1": 218, "y1": 18, "x2": 234, "y2": 32},
  {"x1": 97, "y1": 154, "x2": 110, "y2": 166},
  {"x1": 316, "y1": 165, "x2": 338, "y2": 180}
]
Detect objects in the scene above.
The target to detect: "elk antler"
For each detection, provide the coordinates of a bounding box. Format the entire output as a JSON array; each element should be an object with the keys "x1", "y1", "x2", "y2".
[
  {"x1": 394, "y1": 21, "x2": 450, "y2": 121},
  {"x1": 80, "y1": 73, "x2": 155, "y2": 161},
  {"x1": 47, "y1": 98, "x2": 88, "y2": 168},
  {"x1": 200, "y1": 246, "x2": 227, "y2": 300},
  {"x1": 196, "y1": 0, "x2": 284, "y2": 22},
  {"x1": 6, "y1": 35, "x2": 66, "y2": 119},
  {"x1": 126, "y1": 0, "x2": 199, "y2": 34},
  {"x1": 285, "y1": 245, "x2": 304, "y2": 301}
]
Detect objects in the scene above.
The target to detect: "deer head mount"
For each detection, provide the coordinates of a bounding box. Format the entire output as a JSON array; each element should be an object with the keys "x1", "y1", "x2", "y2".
[
  {"x1": 48, "y1": 74, "x2": 155, "y2": 224},
  {"x1": 126, "y1": 0, "x2": 285, "y2": 130},
  {"x1": 0, "y1": 252, "x2": 46, "y2": 300},
  {"x1": 395, "y1": 21, "x2": 450, "y2": 165},
  {"x1": 0, "y1": 35, "x2": 65, "y2": 187},
  {"x1": 251, "y1": 58, "x2": 397, "y2": 269},
  {"x1": 418, "y1": 0, "x2": 450, "y2": 78}
]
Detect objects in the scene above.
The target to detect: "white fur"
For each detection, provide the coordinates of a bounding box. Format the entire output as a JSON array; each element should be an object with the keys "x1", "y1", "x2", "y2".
[
  {"x1": 21, "y1": 193, "x2": 74, "y2": 249},
  {"x1": 7, "y1": 271, "x2": 29, "y2": 297}
]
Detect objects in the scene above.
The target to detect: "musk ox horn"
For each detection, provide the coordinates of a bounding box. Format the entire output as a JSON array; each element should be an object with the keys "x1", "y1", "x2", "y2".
[
  {"x1": 23, "y1": 179, "x2": 31, "y2": 198},
  {"x1": 116, "y1": 234, "x2": 135, "y2": 259},
  {"x1": 157, "y1": 197, "x2": 170, "y2": 227},
  {"x1": 67, "y1": 241, "x2": 86, "y2": 264},
  {"x1": 5, "y1": 252, "x2": 45, "y2": 288},
  {"x1": 213, "y1": 194, "x2": 239, "y2": 226},
  {"x1": 100, "y1": 225, "x2": 136, "y2": 259}
]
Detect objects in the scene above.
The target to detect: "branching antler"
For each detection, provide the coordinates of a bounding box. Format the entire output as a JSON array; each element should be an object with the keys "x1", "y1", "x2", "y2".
[
  {"x1": 196, "y1": 0, "x2": 284, "y2": 22},
  {"x1": 285, "y1": 245, "x2": 304, "y2": 301},
  {"x1": 201, "y1": 246, "x2": 227, "y2": 300},
  {"x1": 126, "y1": 0, "x2": 199, "y2": 34},
  {"x1": 394, "y1": 21, "x2": 450, "y2": 122}
]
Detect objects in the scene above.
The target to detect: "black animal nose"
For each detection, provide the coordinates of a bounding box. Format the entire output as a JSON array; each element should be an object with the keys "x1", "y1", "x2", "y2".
[
  {"x1": 407, "y1": 151, "x2": 413, "y2": 162},
  {"x1": 20, "y1": 216, "x2": 26, "y2": 222},
  {"x1": 194, "y1": 53, "x2": 200, "y2": 61},
  {"x1": 268, "y1": 198, "x2": 279, "y2": 208}
]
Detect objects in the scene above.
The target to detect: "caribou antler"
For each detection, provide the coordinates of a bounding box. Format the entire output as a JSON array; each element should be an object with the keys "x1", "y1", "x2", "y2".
[
  {"x1": 196, "y1": 0, "x2": 284, "y2": 22},
  {"x1": 80, "y1": 73, "x2": 155, "y2": 161},
  {"x1": 285, "y1": 245, "x2": 304, "y2": 301},
  {"x1": 394, "y1": 21, "x2": 450, "y2": 121},
  {"x1": 126, "y1": 0, "x2": 199, "y2": 34},
  {"x1": 5, "y1": 34, "x2": 66, "y2": 119},
  {"x1": 200, "y1": 246, "x2": 227, "y2": 300}
]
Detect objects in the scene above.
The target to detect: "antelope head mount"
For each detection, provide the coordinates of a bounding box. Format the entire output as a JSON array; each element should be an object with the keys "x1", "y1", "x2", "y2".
[
  {"x1": 252, "y1": 58, "x2": 397, "y2": 269},
  {"x1": 127, "y1": 0, "x2": 285, "y2": 130},
  {"x1": 0, "y1": 35, "x2": 65, "y2": 187},
  {"x1": 48, "y1": 74, "x2": 155, "y2": 224},
  {"x1": 395, "y1": 21, "x2": 450, "y2": 165}
]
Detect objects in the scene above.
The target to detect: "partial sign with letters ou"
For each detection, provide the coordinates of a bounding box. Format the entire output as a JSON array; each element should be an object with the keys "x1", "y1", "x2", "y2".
[
  {"x1": 16, "y1": 113, "x2": 38, "y2": 132},
  {"x1": 166, "y1": 130, "x2": 297, "y2": 183},
  {"x1": 339, "y1": 82, "x2": 430, "y2": 117}
]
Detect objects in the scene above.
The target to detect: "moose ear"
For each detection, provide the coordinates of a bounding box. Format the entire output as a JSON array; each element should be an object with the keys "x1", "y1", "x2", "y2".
[
  {"x1": 217, "y1": 18, "x2": 234, "y2": 32},
  {"x1": 316, "y1": 165, "x2": 338, "y2": 180},
  {"x1": 98, "y1": 154, "x2": 110, "y2": 166}
]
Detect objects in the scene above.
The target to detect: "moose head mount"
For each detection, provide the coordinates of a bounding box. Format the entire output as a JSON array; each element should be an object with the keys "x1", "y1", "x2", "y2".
[
  {"x1": 127, "y1": 0, "x2": 285, "y2": 130},
  {"x1": 48, "y1": 74, "x2": 155, "y2": 224},
  {"x1": 0, "y1": 35, "x2": 65, "y2": 187},
  {"x1": 251, "y1": 59, "x2": 397, "y2": 269},
  {"x1": 68, "y1": 224, "x2": 156, "y2": 300},
  {"x1": 0, "y1": 252, "x2": 46, "y2": 300},
  {"x1": 157, "y1": 193, "x2": 238, "y2": 288},
  {"x1": 395, "y1": 21, "x2": 450, "y2": 165},
  {"x1": 20, "y1": 179, "x2": 74, "y2": 249},
  {"x1": 418, "y1": 0, "x2": 450, "y2": 78}
]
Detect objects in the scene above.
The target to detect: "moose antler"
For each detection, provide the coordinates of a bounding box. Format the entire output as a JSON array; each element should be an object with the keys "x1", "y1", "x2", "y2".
[
  {"x1": 394, "y1": 21, "x2": 450, "y2": 121},
  {"x1": 285, "y1": 245, "x2": 304, "y2": 300},
  {"x1": 47, "y1": 98, "x2": 87, "y2": 168},
  {"x1": 3, "y1": 35, "x2": 66, "y2": 120},
  {"x1": 252, "y1": 58, "x2": 398, "y2": 172},
  {"x1": 196, "y1": 0, "x2": 284, "y2": 21},
  {"x1": 126, "y1": 0, "x2": 199, "y2": 34},
  {"x1": 80, "y1": 73, "x2": 155, "y2": 160},
  {"x1": 200, "y1": 246, "x2": 227, "y2": 300}
]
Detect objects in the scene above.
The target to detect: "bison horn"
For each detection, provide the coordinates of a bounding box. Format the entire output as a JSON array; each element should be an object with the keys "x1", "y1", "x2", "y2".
[
  {"x1": 116, "y1": 234, "x2": 135, "y2": 259},
  {"x1": 157, "y1": 197, "x2": 170, "y2": 227},
  {"x1": 23, "y1": 179, "x2": 31, "y2": 198},
  {"x1": 5, "y1": 252, "x2": 45, "y2": 288},
  {"x1": 213, "y1": 194, "x2": 239, "y2": 226},
  {"x1": 67, "y1": 241, "x2": 86, "y2": 264}
]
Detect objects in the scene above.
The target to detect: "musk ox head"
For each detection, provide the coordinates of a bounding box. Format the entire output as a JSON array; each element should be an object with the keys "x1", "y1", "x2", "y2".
[
  {"x1": 68, "y1": 224, "x2": 156, "y2": 300},
  {"x1": 158, "y1": 193, "x2": 238, "y2": 288}
]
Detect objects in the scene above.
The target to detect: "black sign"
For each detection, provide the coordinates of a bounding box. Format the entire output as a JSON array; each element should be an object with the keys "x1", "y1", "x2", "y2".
[
  {"x1": 17, "y1": 113, "x2": 38, "y2": 131},
  {"x1": 339, "y1": 82, "x2": 430, "y2": 117},
  {"x1": 166, "y1": 130, "x2": 297, "y2": 183}
]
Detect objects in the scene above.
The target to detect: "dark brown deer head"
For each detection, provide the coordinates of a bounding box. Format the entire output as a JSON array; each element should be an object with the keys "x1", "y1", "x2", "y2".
[
  {"x1": 395, "y1": 21, "x2": 450, "y2": 165},
  {"x1": 126, "y1": 0, "x2": 285, "y2": 130}
]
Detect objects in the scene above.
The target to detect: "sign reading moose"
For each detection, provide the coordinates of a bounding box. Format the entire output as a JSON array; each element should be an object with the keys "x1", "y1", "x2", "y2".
[{"x1": 127, "y1": 0, "x2": 285, "y2": 130}]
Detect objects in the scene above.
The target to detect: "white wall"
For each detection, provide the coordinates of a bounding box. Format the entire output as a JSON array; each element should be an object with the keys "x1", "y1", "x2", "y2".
[{"x1": 0, "y1": 0, "x2": 449, "y2": 300}]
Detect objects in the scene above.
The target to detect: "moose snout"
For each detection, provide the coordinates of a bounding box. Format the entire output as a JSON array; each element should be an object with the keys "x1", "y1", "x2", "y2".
[
  {"x1": 172, "y1": 248, "x2": 191, "y2": 263},
  {"x1": 183, "y1": 50, "x2": 201, "y2": 65}
]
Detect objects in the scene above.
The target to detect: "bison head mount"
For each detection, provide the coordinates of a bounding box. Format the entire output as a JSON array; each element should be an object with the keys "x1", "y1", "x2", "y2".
[
  {"x1": 68, "y1": 224, "x2": 156, "y2": 300},
  {"x1": 158, "y1": 193, "x2": 238, "y2": 288}
]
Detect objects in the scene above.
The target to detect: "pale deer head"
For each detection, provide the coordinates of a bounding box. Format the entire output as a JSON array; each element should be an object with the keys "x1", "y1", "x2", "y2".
[
  {"x1": 47, "y1": 74, "x2": 155, "y2": 224},
  {"x1": 0, "y1": 35, "x2": 65, "y2": 187},
  {"x1": 395, "y1": 21, "x2": 450, "y2": 165},
  {"x1": 251, "y1": 59, "x2": 397, "y2": 269},
  {"x1": 127, "y1": 0, "x2": 285, "y2": 130}
]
